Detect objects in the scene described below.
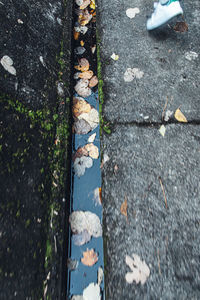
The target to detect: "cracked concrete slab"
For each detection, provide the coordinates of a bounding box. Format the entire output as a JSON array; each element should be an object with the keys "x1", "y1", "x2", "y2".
[
  {"x1": 97, "y1": 0, "x2": 200, "y2": 123},
  {"x1": 102, "y1": 124, "x2": 200, "y2": 299}
]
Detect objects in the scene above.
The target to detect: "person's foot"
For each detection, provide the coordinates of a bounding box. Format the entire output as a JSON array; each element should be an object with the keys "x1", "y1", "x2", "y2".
[{"x1": 147, "y1": 0, "x2": 183, "y2": 30}]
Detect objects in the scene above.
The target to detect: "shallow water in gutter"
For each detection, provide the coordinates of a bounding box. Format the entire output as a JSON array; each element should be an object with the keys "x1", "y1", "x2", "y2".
[{"x1": 67, "y1": 1, "x2": 105, "y2": 298}]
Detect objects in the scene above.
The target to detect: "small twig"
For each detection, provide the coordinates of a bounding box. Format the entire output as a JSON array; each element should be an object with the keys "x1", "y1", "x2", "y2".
[
  {"x1": 159, "y1": 177, "x2": 168, "y2": 209},
  {"x1": 157, "y1": 249, "x2": 161, "y2": 275},
  {"x1": 162, "y1": 96, "x2": 168, "y2": 121}
]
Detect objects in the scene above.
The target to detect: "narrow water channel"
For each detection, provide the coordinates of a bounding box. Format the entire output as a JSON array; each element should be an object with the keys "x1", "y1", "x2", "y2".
[{"x1": 67, "y1": 1, "x2": 105, "y2": 298}]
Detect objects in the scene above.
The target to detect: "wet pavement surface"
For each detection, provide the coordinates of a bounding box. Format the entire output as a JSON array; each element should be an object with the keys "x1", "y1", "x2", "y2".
[{"x1": 97, "y1": 0, "x2": 200, "y2": 299}]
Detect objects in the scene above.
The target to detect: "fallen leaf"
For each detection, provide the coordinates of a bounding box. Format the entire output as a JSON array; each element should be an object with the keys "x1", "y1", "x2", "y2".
[
  {"x1": 121, "y1": 197, "x2": 128, "y2": 219},
  {"x1": 159, "y1": 125, "x2": 166, "y2": 137},
  {"x1": 80, "y1": 40, "x2": 85, "y2": 46},
  {"x1": 67, "y1": 258, "x2": 78, "y2": 271},
  {"x1": 74, "y1": 25, "x2": 88, "y2": 34},
  {"x1": 74, "y1": 119, "x2": 92, "y2": 134},
  {"x1": 1, "y1": 55, "x2": 16, "y2": 75},
  {"x1": 78, "y1": 9, "x2": 92, "y2": 26},
  {"x1": 78, "y1": 108, "x2": 99, "y2": 131},
  {"x1": 88, "y1": 133, "x2": 96, "y2": 143},
  {"x1": 73, "y1": 97, "x2": 91, "y2": 118},
  {"x1": 126, "y1": 8, "x2": 140, "y2": 19},
  {"x1": 185, "y1": 51, "x2": 198, "y2": 61},
  {"x1": 80, "y1": 0, "x2": 90, "y2": 9},
  {"x1": 79, "y1": 70, "x2": 94, "y2": 79},
  {"x1": 90, "y1": 0, "x2": 96, "y2": 9},
  {"x1": 125, "y1": 253, "x2": 150, "y2": 285},
  {"x1": 91, "y1": 45, "x2": 96, "y2": 54},
  {"x1": 75, "y1": 46, "x2": 86, "y2": 55},
  {"x1": 93, "y1": 187, "x2": 102, "y2": 205},
  {"x1": 74, "y1": 79, "x2": 92, "y2": 97},
  {"x1": 124, "y1": 68, "x2": 144, "y2": 82},
  {"x1": 164, "y1": 110, "x2": 173, "y2": 122},
  {"x1": 84, "y1": 143, "x2": 99, "y2": 159},
  {"x1": 74, "y1": 30, "x2": 80, "y2": 40},
  {"x1": 174, "y1": 108, "x2": 187, "y2": 123},
  {"x1": 174, "y1": 21, "x2": 188, "y2": 32},
  {"x1": 72, "y1": 230, "x2": 91, "y2": 246},
  {"x1": 69, "y1": 211, "x2": 102, "y2": 237},
  {"x1": 83, "y1": 283, "x2": 101, "y2": 300},
  {"x1": 111, "y1": 53, "x2": 119, "y2": 61},
  {"x1": 81, "y1": 249, "x2": 98, "y2": 266},
  {"x1": 73, "y1": 146, "x2": 89, "y2": 160},
  {"x1": 75, "y1": 58, "x2": 90, "y2": 72},
  {"x1": 89, "y1": 76, "x2": 98, "y2": 87},
  {"x1": 74, "y1": 156, "x2": 93, "y2": 177},
  {"x1": 97, "y1": 267, "x2": 104, "y2": 286}
]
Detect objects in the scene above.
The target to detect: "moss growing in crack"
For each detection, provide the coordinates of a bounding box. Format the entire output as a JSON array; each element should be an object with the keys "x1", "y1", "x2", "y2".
[{"x1": 96, "y1": 29, "x2": 111, "y2": 135}]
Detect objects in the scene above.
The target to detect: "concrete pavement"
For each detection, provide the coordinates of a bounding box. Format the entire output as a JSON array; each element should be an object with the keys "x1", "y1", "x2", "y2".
[{"x1": 97, "y1": 0, "x2": 200, "y2": 299}]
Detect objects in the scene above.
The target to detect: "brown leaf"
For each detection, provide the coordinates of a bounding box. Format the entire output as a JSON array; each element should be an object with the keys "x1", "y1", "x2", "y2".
[
  {"x1": 78, "y1": 9, "x2": 92, "y2": 26},
  {"x1": 74, "y1": 58, "x2": 90, "y2": 72},
  {"x1": 89, "y1": 75, "x2": 98, "y2": 88},
  {"x1": 73, "y1": 97, "x2": 91, "y2": 118},
  {"x1": 174, "y1": 108, "x2": 188, "y2": 123},
  {"x1": 84, "y1": 143, "x2": 99, "y2": 159},
  {"x1": 74, "y1": 79, "x2": 91, "y2": 97},
  {"x1": 74, "y1": 30, "x2": 80, "y2": 40},
  {"x1": 174, "y1": 21, "x2": 188, "y2": 33},
  {"x1": 81, "y1": 249, "x2": 98, "y2": 266},
  {"x1": 79, "y1": 70, "x2": 94, "y2": 79},
  {"x1": 121, "y1": 196, "x2": 128, "y2": 219}
]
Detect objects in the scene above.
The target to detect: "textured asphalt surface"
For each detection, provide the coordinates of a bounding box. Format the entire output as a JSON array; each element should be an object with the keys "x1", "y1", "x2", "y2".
[{"x1": 97, "y1": 0, "x2": 200, "y2": 299}]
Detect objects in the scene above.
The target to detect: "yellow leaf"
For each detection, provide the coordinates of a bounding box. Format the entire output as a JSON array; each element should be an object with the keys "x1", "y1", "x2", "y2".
[
  {"x1": 80, "y1": 40, "x2": 84, "y2": 47},
  {"x1": 174, "y1": 108, "x2": 188, "y2": 123},
  {"x1": 90, "y1": 0, "x2": 96, "y2": 9},
  {"x1": 81, "y1": 249, "x2": 98, "y2": 266},
  {"x1": 159, "y1": 125, "x2": 166, "y2": 137}
]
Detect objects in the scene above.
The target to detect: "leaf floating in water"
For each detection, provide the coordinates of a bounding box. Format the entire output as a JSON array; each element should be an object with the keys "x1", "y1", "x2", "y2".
[
  {"x1": 81, "y1": 249, "x2": 98, "y2": 266},
  {"x1": 73, "y1": 97, "x2": 91, "y2": 118},
  {"x1": 90, "y1": 0, "x2": 96, "y2": 10},
  {"x1": 74, "y1": 119, "x2": 92, "y2": 135},
  {"x1": 93, "y1": 187, "x2": 102, "y2": 206},
  {"x1": 69, "y1": 211, "x2": 102, "y2": 238},
  {"x1": 88, "y1": 133, "x2": 96, "y2": 143},
  {"x1": 74, "y1": 79, "x2": 92, "y2": 97},
  {"x1": 174, "y1": 21, "x2": 188, "y2": 33},
  {"x1": 83, "y1": 283, "x2": 101, "y2": 300},
  {"x1": 74, "y1": 156, "x2": 93, "y2": 177},
  {"x1": 89, "y1": 75, "x2": 98, "y2": 87},
  {"x1": 84, "y1": 143, "x2": 99, "y2": 159},
  {"x1": 72, "y1": 230, "x2": 91, "y2": 246},
  {"x1": 77, "y1": 108, "x2": 99, "y2": 131},
  {"x1": 174, "y1": 108, "x2": 188, "y2": 123},
  {"x1": 125, "y1": 254, "x2": 150, "y2": 285},
  {"x1": 78, "y1": 9, "x2": 93, "y2": 26}
]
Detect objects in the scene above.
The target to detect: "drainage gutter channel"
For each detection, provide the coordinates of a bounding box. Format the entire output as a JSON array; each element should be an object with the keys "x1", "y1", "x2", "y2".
[{"x1": 66, "y1": 0, "x2": 105, "y2": 299}]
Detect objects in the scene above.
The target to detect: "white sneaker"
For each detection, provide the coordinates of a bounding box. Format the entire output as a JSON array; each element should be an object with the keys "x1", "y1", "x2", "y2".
[{"x1": 147, "y1": 1, "x2": 183, "y2": 30}]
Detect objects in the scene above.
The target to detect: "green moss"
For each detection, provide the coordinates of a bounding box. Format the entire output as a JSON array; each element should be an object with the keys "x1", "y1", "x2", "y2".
[{"x1": 96, "y1": 29, "x2": 111, "y2": 135}]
